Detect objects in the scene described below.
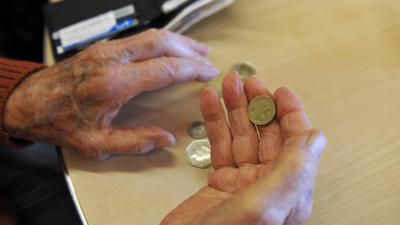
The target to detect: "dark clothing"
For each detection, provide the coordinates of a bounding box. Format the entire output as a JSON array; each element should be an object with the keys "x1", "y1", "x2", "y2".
[
  {"x1": 0, "y1": 0, "x2": 46, "y2": 62},
  {"x1": 0, "y1": 1, "x2": 83, "y2": 225},
  {"x1": 0, "y1": 145, "x2": 83, "y2": 225}
]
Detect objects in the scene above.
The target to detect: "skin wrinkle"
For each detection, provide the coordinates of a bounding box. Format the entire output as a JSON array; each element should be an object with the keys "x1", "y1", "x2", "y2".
[
  {"x1": 201, "y1": 87, "x2": 234, "y2": 167},
  {"x1": 161, "y1": 73, "x2": 327, "y2": 225},
  {"x1": 4, "y1": 27, "x2": 326, "y2": 224},
  {"x1": 4, "y1": 29, "x2": 218, "y2": 159}
]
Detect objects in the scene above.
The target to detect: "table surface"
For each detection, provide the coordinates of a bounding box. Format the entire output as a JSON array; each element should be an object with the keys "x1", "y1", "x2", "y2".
[{"x1": 58, "y1": 0, "x2": 400, "y2": 224}]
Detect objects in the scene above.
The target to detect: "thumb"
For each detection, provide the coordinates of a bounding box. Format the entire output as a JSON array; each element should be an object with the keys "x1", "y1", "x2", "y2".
[
  {"x1": 99, "y1": 126, "x2": 176, "y2": 157},
  {"x1": 281, "y1": 130, "x2": 327, "y2": 167},
  {"x1": 272, "y1": 130, "x2": 327, "y2": 203},
  {"x1": 247, "y1": 130, "x2": 327, "y2": 213}
]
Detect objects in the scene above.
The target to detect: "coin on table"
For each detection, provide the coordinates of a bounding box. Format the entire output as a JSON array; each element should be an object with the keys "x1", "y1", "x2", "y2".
[
  {"x1": 188, "y1": 121, "x2": 207, "y2": 139},
  {"x1": 248, "y1": 95, "x2": 276, "y2": 125},
  {"x1": 231, "y1": 62, "x2": 256, "y2": 79},
  {"x1": 186, "y1": 139, "x2": 211, "y2": 168}
]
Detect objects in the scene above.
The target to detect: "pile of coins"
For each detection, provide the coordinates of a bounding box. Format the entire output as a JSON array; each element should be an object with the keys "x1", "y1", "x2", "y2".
[
  {"x1": 185, "y1": 63, "x2": 276, "y2": 169},
  {"x1": 186, "y1": 121, "x2": 211, "y2": 168}
]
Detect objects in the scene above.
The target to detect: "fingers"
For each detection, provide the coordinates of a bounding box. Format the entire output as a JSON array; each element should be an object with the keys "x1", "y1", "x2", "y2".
[
  {"x1": 175, "y1": 34, "x2": 211, "y2": 56},
  {"x1": 104, "y1": 126, "x2": 175, "y2": 154},
  {"x1": 121, "y1": 57, "x2": 219, "y2": 95},
  {"x1": 201, "y1": 87, "x2": 234, "y2": 169},
  {"x1": 273, "y1": 87, "x2": 312, "y2": 140},
  {"x1": 87, "y1": 126, "x2": 175, "y2": 159},
  {"x1": 244, "y1": 77, "x2": 283, "y2": 165},
  {"x1": 111, "y1": 29, "x2": 210, "y2": 62},
  {"x1": 223, "y1": 72, "x2": 259, "y2": 166}
]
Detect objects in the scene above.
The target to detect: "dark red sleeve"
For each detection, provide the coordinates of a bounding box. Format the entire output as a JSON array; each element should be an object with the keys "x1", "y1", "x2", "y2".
[{"x1": 0, "y1": 57, "x2": 46, "y2": 147}]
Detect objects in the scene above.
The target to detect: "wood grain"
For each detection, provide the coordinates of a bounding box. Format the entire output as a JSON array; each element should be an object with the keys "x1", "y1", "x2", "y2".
[{"x1": 61, "y1": 0, "x2": 400, "y2": 224}]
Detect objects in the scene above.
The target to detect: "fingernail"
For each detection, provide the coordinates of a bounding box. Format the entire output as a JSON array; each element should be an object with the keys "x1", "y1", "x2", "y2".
[
  {"x1": 162, "y1": 133, "x2": 176, "y2": 146},
  {"x1": 230, "y1": 70, "x2": 241, "y2": 78},
  {"x1": 223, "y1": 72, "x2": 243, "y2": 98},
  {"x1": 199, "y1": 66, "x2": 220, "y2": 82},
  {"x1": 306, "y1": 131, "x2": 319, "y2": 146},
  {"x1": 306, "y1": 130, "x2": 328, "y2": 161},
  {"x1": 202, "y1": 45, "x2": 212, "y2": 54},
  {"x1": 232, "y1": 71, "x2": 243, "y2": 85},
  {"x1": 207, "y1": 66, "x2": 220, "y2": 76},
  {"x1": 253, "y1": 78, "x2": 266, "y2": 88},
  {"x1": 198, "y1": 57, "x2": 212, "y2": 65},
  {"x1": 197, "y1": 42, "x2": 211, "y2": 54}
]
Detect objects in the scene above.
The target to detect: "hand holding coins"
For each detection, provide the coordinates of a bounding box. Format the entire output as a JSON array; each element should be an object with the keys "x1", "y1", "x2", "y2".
[
  {"x1": 186, "y1": 62, "x2": 261, "y2": 169},
  {"x1": 162, "y1": 72, "x2": 327, "y2": 225}
]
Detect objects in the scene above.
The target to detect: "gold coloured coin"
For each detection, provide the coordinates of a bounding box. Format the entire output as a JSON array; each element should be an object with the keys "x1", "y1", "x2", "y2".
[
  {"x1": 248, "y1": 96, "x2": 276, "y2": 125},
  {"x1": 231, "y1": 62, "x2": 256, "y2": 79}
]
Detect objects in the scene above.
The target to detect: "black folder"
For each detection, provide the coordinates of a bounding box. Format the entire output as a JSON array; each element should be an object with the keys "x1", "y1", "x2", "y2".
[{"x1": 44, "y1": 0, "x2": 195, "y2": 61}]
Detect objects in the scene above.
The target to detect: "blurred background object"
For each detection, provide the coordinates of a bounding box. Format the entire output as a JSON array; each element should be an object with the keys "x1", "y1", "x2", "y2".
[
  {"x1": 44, "y1": 0, "x2": 234, "y2": 61},
  {"x1": 0, "y1": 0, "x2": 47, "y2": 62}
]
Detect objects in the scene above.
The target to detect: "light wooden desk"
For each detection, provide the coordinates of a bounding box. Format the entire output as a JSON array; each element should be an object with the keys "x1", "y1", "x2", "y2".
[{"x1": 52, "y1": 0, "x2": 400, "y2": 224}]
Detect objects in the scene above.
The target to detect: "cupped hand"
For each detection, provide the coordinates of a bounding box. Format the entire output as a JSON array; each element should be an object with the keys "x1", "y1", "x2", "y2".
[
  {"x1": 161, "y1": 73, "x2": 327, "y2": 225},
  {"x1": 4, "y1": 29, "x2": 219, "y2": 159}
]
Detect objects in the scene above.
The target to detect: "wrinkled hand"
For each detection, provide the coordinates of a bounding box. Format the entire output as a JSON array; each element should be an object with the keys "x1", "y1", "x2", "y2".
[
  {"x1": 4, "y1": 29, "x2": 219, "y2": 159},
  {"x1": 161, "y1": 73, "x2": 327, "y2": 225}
]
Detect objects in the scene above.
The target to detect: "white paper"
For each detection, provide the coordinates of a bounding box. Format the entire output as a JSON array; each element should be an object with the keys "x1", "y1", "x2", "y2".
[{"x1": 59, "y1": 12, "x2": 116, "y2": 48}]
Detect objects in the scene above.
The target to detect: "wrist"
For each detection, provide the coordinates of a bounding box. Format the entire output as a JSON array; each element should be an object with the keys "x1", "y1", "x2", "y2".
[
  {"x1": 4, "y1": 69, "x2": 45, "y2": 142},
  {"x1": 4, "y1": 82, "x2": 30, "y2": 139},
  {"x1": 0, "y1": 58, "x2": 46, "y2": 146}
]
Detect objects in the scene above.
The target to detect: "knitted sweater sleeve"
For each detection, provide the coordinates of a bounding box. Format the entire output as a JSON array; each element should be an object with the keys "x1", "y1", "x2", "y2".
[{"x1": 0, "y1": 57, "x2": 46, "y2": 147}]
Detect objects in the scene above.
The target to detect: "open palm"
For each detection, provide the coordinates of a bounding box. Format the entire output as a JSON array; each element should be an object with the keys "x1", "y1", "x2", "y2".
[{"x1": 161, "y1": 73, "x2": 327, "y2": 225}]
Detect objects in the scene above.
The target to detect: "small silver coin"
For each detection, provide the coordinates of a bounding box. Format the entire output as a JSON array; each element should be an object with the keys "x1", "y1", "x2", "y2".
[
  {"x1": 188, "y1": 121, "x2": 207, "y2": 139},
  {"x1": 231, "y1": 62, "x2": 256, "y2": 79},
  {"x1": 186, "y1": 139, "x2": 211, "y2": 168}
]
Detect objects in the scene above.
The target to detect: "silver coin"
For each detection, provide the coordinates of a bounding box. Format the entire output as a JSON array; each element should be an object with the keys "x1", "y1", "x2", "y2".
[
  {"x1": 231, "y1": 62, "x2": 256, "y2": 79},
  {"x1": 186, "y1": 139, "x2": 211, "y2": 168},
  {"x1": 187, "y1": 121, "x2": 207, "y2": 139}
]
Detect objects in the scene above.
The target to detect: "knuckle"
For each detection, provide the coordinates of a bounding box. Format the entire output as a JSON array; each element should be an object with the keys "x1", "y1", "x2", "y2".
[
  {"x1": 155, "y1": 57, "x2": 179, "y2": 80},
  {"x1": 73, "y1": 65, "x2": 120, "y2": 105},
  {"x1": 69, "y1": 135, "x2": 108, "y2": 160},
  {"x1": 161, "y1": 57, "x2": 179, "y2": 72},
  {"x1": 75, "y1": 83, "x2": 111, "y2": 106},
  {"x1": 151, "y1": 29, "x2": 172, "y2": 46},
  {"x1": 146, "y1": 28, "x2": 159, "y2": 34}
]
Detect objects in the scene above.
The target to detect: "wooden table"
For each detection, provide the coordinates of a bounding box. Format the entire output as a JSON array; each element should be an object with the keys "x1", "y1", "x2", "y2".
[{"x1": 58, "y1": 0, "x2": 400, "y2": 224}]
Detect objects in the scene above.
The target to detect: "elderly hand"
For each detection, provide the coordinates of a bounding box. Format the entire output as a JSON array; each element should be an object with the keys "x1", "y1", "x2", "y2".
[
  {"x1": 161, "y1": 73, "x2": 327, "y2": 225},
  {"x1": 4, "y1": 29, "x2": 219, "y2": 159}
]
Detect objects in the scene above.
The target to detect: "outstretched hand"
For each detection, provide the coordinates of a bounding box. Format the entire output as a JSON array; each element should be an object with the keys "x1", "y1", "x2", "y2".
[
  {"x1": 161, "y1": 73, "x2": 327, "y2": 225},
  {"x1": 4, "y1": 29, "x2": 219, "y2": 159}
]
